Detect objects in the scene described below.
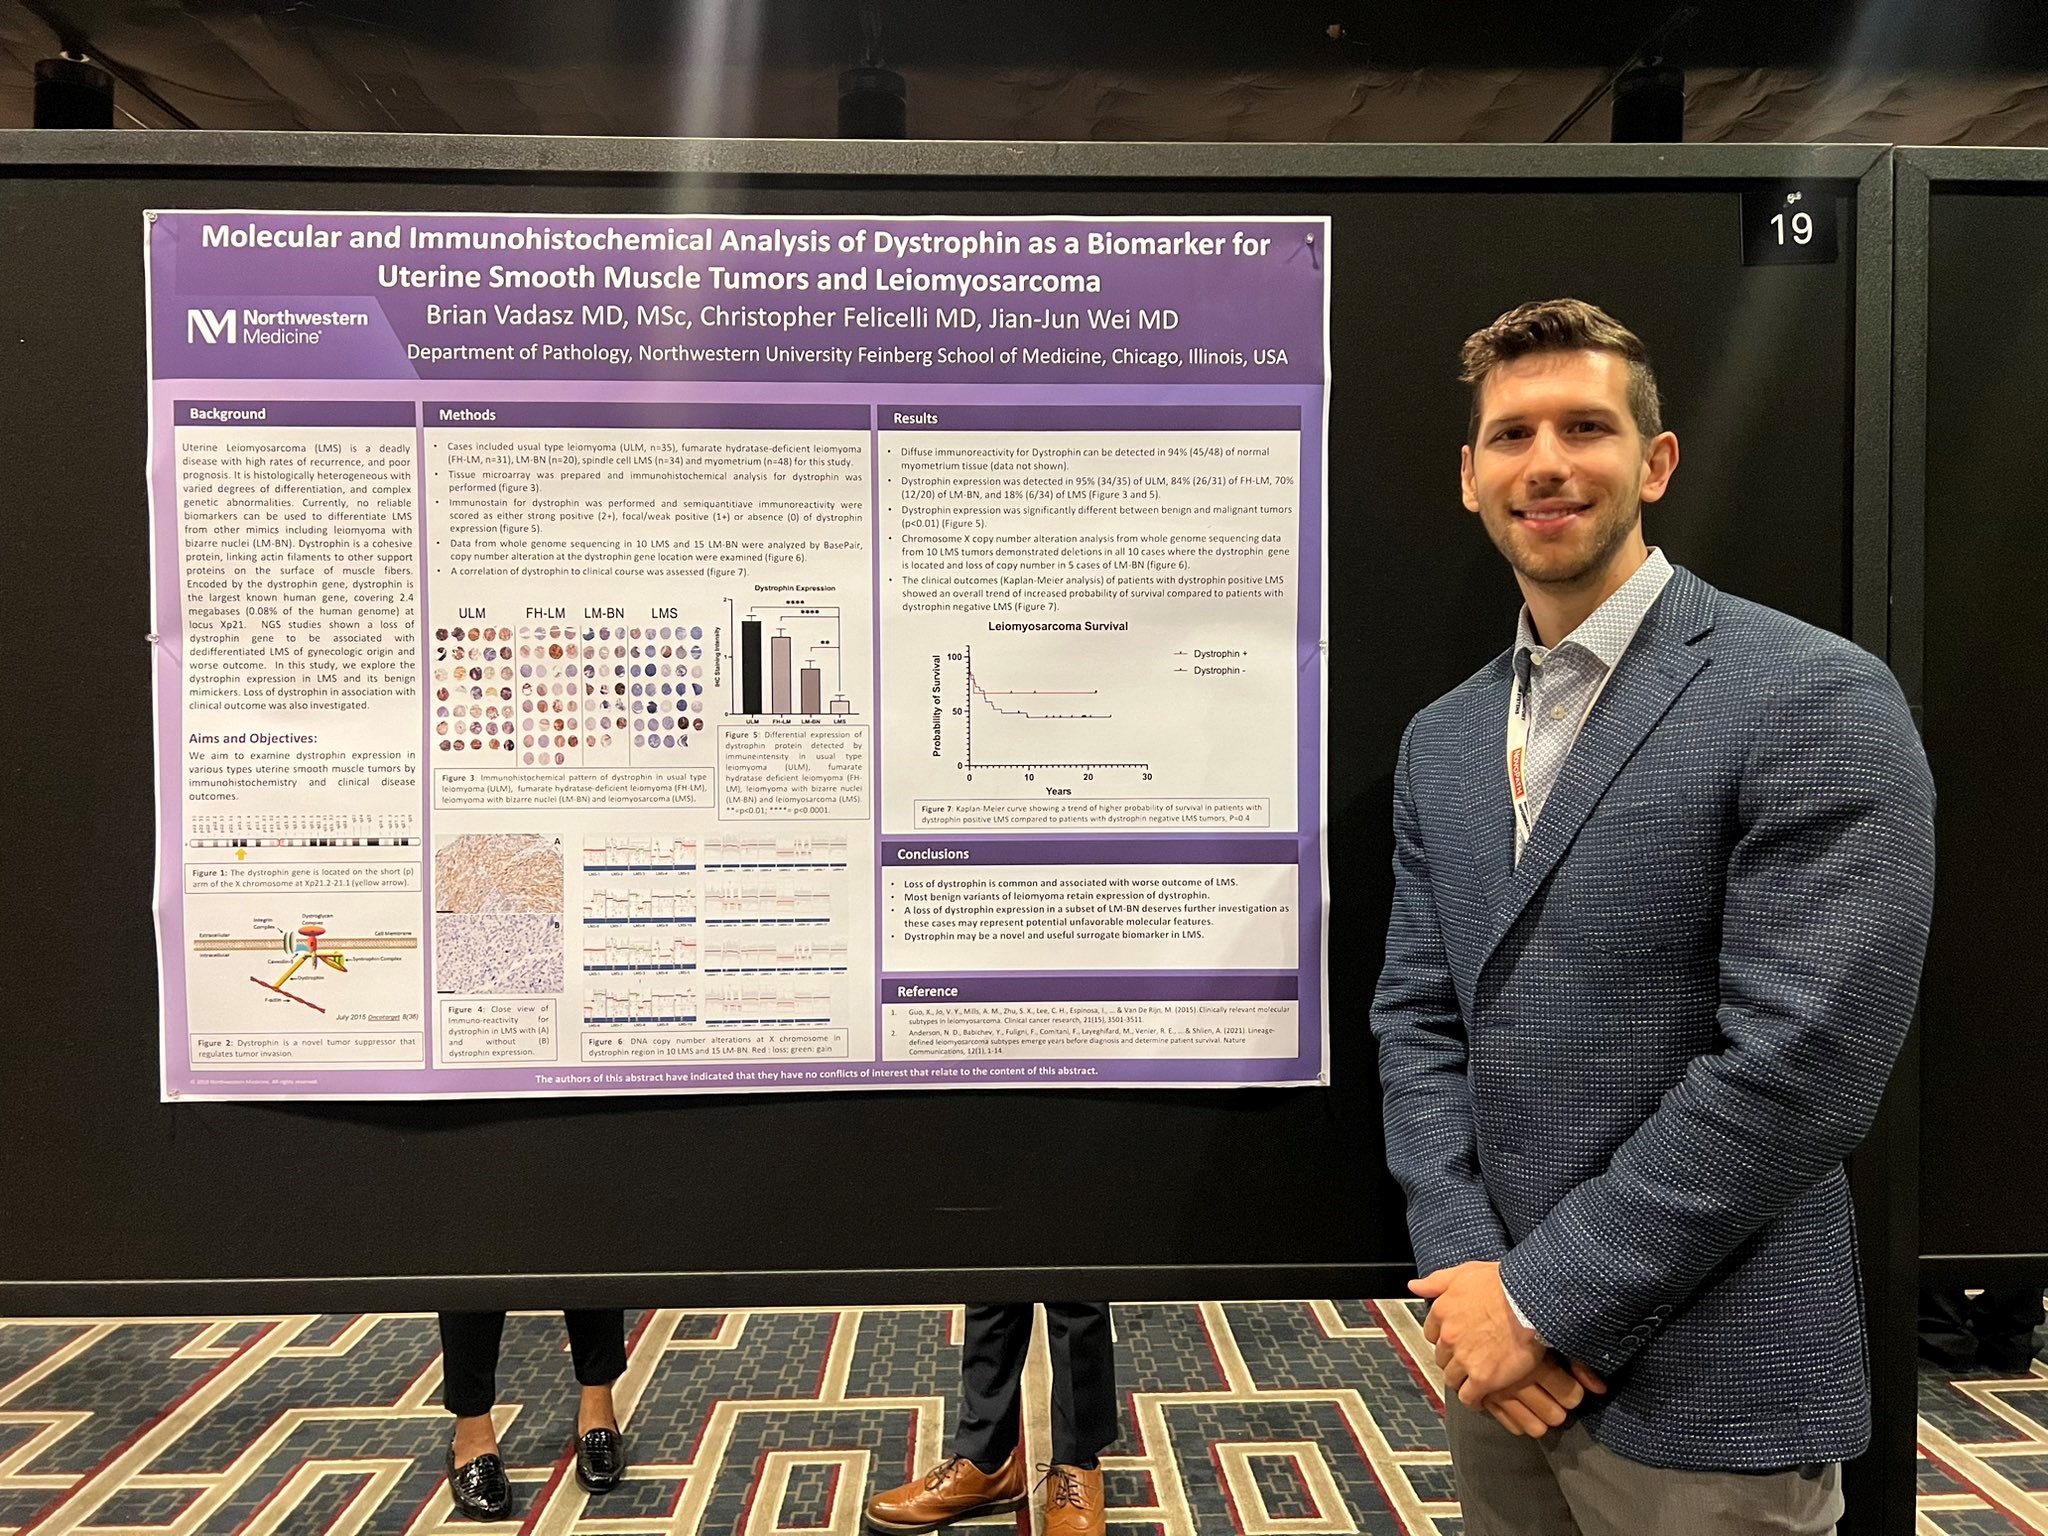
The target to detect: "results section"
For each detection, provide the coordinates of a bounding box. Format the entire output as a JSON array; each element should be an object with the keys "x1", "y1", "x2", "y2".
[
  {"x1": 880, "y1": 406, "x2": 1301, "y2": 833},
  {"x1": 877, "y1": 405, "x2": 1313, "y2": 1083}
]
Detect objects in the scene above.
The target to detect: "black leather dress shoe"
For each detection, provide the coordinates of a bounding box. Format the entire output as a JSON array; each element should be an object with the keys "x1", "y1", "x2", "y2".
[
  {"x1": 446, "y1": 1450, "x2": 514, "y2": 1521},
  {"x1": 575, "y1": 1426, "x2": 627, "y2": 1494}
]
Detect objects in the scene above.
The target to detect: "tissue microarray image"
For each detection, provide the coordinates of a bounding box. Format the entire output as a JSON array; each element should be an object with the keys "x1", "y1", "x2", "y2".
[{"x1": 434, "y1": 833, "x2": 564, "y2": 913}]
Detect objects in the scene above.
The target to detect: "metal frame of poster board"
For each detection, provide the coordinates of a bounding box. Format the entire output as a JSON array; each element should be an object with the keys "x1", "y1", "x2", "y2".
[
  {"x1": 1893, "y1": 147, "x2": 2048, "y2": 1292},
  {"x1": 0, "y1": 131, "x2": 1912, "y2": 1533},
  {"x1": 0, "y1": 139, "x2": 1912, "y2": 1518}
]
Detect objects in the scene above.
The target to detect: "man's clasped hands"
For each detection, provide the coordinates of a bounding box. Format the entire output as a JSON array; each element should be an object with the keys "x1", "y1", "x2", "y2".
[{"x1": 1411, "y1": 1260, "x2": 1608, "y2": 1437}]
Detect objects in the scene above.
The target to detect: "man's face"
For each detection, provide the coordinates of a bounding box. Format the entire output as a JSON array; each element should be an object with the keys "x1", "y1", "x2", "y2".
[{"x1": 1460, "y1": 348, "x2": 1677, "y2": 589}]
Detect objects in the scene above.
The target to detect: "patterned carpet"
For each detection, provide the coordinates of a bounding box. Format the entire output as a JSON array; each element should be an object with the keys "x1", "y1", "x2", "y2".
[
  {"x1": 1918, "y1": 1346, "x2": 2048, "y2": 1536},
  {"x1": 0, "y1": 1303, "x2": 2040, "y2": 1536}
]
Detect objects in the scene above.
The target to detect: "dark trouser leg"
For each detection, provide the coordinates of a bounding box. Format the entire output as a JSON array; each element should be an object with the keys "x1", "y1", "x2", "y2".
[
  {"x1": 951, "y1": 1305, "x2": 1035, "y2": 1472},
  {"x1": 563, "y1": 1310, "x2": 629, "y2": 1387},
  {"x1": 1046, "y1": 1303, "x2": 1118, "y2": 1469},
  {"x1": 1973, "y1": 1285, "x2": 2047, "y2": 1339},
  {"x1": 1973, "y1": 1286, "x2": 2048, "y2": 1370},
  {"x1": 439, "y1": 1311, "x2": 508, "y2": 1419},
  {"x1": 1442, "y1": 1396, "x2": 1581, "y2": 1536},
  {"x1": 1918, "y1": 1287, "x2": 1978, "y2": 1370}
]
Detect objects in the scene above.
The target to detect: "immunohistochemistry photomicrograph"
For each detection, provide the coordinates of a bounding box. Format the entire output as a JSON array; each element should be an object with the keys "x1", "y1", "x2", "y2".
[
  {"x1": 434, "y1": 834, "x2": 565, "y2": 994},
  {"x1": 434, "y1": 913, "x2": 564, "y2": 995},
  {"x1": 434, "y1": 833, "x2": 564, "y2": 913}
]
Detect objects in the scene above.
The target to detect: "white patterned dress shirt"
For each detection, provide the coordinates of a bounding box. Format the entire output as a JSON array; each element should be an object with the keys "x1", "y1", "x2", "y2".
[
  {"x1": 1510, "y1": 548, "x2": 1675, "y2": 859},
  {"x1": 1499, "y1": 547, "x2": 1673, "y2": 1338}
]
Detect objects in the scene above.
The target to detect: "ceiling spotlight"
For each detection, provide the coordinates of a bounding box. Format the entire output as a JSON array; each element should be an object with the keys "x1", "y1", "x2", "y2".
[
  {"x1": 34, "y1": 52, "x2": 114, "y2": 129},
  {"x1": 839, "y1": 65, "x2": 907, "y2": 139},
  {"x1": 840, "y1": 1, "x2": 906, "y2": 139},
  {"x1": 1611, "y1": 56, "x2": 1686, "y2": 143}
]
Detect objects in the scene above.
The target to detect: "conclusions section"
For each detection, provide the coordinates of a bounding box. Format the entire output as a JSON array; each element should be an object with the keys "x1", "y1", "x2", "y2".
[{"x1": 880, "y1": 837, "x2": 1304, "y2": 1076}]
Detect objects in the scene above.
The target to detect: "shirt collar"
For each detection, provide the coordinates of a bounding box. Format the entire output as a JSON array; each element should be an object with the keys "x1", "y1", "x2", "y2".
[{"x1": 1514, "y1": 546, "x2": 1674, "y2": 670}]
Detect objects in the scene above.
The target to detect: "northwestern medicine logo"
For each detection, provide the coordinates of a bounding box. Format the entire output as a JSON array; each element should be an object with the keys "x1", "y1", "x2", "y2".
[
  {"x1": 187, "y1": 308, "x2": 236, "y2": 344},
  {"x1": 181, "y1": 306, "x2": 372, "y2": 346}
]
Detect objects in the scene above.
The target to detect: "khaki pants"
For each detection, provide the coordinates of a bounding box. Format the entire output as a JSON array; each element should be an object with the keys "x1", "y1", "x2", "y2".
[{"x1": 1444, "y1": 1398, "x2": 1843, "y2": 1536}]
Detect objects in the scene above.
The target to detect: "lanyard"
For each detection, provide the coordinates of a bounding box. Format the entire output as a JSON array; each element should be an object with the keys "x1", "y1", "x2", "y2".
[{"x1": 1506, "y1": 654, "x2": 1610, "y2": 851}]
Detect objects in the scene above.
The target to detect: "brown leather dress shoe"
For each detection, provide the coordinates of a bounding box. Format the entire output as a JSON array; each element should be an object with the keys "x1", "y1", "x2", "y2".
[
  {"x1": 1042, "y1": 1464, "x2": 1106, "y2": 1536},
  {"x1": 864, "y1": 1449, "x2": 1027, "y2": 1533}
]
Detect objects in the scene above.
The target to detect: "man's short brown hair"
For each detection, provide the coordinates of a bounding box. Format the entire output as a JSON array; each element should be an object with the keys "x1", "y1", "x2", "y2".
[{"x1": 1459, "y1": 298, "x2": 1663, "y2": 446}]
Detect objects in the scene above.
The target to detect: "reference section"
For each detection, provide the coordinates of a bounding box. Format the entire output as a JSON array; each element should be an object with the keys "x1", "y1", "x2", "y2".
[{"x1": 146, "y1": 208, "x2": 1328, "y2": 1099}]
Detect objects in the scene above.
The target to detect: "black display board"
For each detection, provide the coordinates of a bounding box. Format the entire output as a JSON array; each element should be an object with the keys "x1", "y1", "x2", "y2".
[
  {"x1": 1897, "y1": 149, "x2": 2048, "y2": 1285},
  {"x1": 0, "y1": 135, "x2": 1924, "y2": 1536},
  {"x1": 0, "y1": 138, "x2": 1894, "y2": 1313}
]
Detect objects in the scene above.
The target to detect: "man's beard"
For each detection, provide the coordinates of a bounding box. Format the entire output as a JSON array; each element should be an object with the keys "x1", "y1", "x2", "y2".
[{"x1": 1493, "y1": 499, "x2": 1642, "y2": 590}]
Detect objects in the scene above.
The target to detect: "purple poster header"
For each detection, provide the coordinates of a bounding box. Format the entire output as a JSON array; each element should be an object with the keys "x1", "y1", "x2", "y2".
[
  {"x1": 885, "y1": 838, "x2": 1299, "y2": 866},
  {"x1": 884, "y1": 975, "x2": 1299, "y2": 1004},
  {"x1": 147, "y1": 211, "x2": 1327, "y2": 386},
  {"x1": 426, "y1": 401, "x2": 870, "y2": 429},
  {"x1": 879, "y1": 405, "x2": 1301, "y2": 432},
  {"x1": 175, "y1": 399, "x2": 416, "y2": 427}
]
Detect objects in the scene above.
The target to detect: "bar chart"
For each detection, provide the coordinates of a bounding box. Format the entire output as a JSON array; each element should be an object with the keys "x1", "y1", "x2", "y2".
[{"x1": 727, "y1": 600, "x2": 856, "y2": 719}]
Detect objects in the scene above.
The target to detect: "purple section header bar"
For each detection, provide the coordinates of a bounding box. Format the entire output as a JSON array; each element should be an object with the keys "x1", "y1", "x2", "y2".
[
  {"x1": 426, "y1": 402, "x2": 870, "y2": 430},
  {"x1": 148, "y1": 212, "x2": 1327, "y2": 385},
  {"x1": 884, "y1": 973, "x2": 1298, "y2": 1004},
  {"x1": 880, "y1": 405, "x2": 1299, "y2": 432},
  {"x1": 885, "y1": 838, "x2": 1298, "y2": 866},
  {"x1": 175, "y1": 400, "x2": 416, "y2": 427}
]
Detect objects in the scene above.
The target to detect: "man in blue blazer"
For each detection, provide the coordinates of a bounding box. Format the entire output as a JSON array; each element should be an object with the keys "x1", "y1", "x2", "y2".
[{"x1": 1370, "y1": 298, "x2": 1936, "y2": 1533}]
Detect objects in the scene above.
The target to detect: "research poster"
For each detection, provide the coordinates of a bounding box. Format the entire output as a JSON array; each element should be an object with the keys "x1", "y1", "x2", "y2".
[{"x1": 146, "y1": 209, "x2": 1329, "y2": 1100}]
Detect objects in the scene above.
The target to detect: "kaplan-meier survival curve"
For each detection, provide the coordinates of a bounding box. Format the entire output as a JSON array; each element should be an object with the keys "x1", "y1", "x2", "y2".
[
  {"x1": 957, "y1": 644, "x2": 1150, "y2": 775},
  {"x1": 882, "y1": 629, "x2": 1300, "y2": 833}
]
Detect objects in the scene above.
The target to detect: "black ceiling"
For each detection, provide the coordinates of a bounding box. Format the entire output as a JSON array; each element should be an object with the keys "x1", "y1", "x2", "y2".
[
  {"x1": 22, "y1": 0, "x2": 2048, "y2": 76},
  {"x1": 10, "y1": 0, "x2": 2048, "y2": 141}
]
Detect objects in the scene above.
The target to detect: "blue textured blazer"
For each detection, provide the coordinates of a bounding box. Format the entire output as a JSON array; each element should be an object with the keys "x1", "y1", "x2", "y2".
[{"x1": 1369, "y1": 565, "x2": 1935, "y2": 1471}]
